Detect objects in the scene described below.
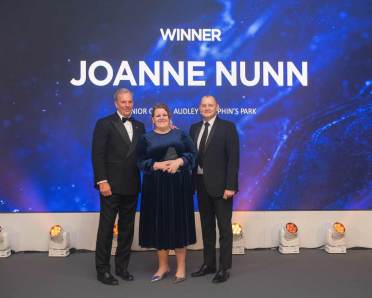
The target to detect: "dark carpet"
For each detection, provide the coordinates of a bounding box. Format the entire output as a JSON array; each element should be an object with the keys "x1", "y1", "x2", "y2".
[{"x1": 1, "y1": 249, "x2": 371, "y2": 298}]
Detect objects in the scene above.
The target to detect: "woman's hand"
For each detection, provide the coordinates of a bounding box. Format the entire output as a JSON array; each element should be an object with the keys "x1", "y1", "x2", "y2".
[
  {"x1": 165, "y1": 158, "x2": 184, "y2": 174},
  {"x1": 153, "y1": 161, "x2": 171, "y2": 171}
]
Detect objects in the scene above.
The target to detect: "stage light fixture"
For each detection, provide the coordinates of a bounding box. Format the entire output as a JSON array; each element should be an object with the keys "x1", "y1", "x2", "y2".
[
  {"x1": 48, "y1": 225, "x2": 70, "y2": 257},
  {"x1": 111, "y1": 223, "x2": 119, "y2": 255},
  {"x1": 232, "y1": 222, "x2": 245, "y2": 254},
  {"x1": 279, "y1": 222, "x2": 300, "y2": 254},
  {"x1": 0, "y1": 226, "x2": 11, "y2": 257},
  {"x1": 325, "y1": 222, "x2": 346, "y2": 253}
]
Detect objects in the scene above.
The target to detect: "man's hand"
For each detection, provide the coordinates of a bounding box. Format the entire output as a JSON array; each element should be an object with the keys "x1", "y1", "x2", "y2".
[
  {"x1": 165, "y1": 158, "x2": 184, "y2": 174},
  {"x1": 99, "y1": 182, "x2": 112, "y2": 197},
  {"x1": 153, "y1": 161, "x2": 171, "y2": 171},
  {"x1": 223, "y1": 189, "x2": 235, "y2": 200}
]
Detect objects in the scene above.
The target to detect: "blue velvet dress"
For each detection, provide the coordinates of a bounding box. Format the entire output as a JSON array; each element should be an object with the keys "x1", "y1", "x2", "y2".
[{"x1": 137, "y1": 129, "x2": 197, "y2": 249}]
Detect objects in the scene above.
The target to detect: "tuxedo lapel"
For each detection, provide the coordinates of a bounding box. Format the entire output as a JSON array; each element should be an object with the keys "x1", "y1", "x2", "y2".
[
  {"x1": 112, "y1": 114, "x2": 131, "y2": 147},
  {"x1": 127, "y1": 119, "x2": 140, "y2": 157},
  {"x1": 193, "y1": 122, "x2": 203, "y2": 144}
]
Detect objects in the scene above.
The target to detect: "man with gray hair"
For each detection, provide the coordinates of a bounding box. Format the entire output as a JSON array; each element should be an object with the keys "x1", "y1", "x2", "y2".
[{"x1": 92, "y1": 88, "x2": 145, "y2": 285}]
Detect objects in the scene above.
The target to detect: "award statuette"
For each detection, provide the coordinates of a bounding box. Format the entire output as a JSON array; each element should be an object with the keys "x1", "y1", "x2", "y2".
[{"x1": 161, "y1": 146, "x2": 178, "y2": 161}]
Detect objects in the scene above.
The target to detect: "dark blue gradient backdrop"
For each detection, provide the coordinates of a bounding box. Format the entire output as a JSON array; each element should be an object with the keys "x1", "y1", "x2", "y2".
[{"x1": 0, "y1": 0, "x2": 371, "y2": 212}]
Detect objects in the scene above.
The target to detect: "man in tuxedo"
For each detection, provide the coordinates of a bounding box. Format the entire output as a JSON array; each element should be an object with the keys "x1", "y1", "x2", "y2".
[
  {"x1": 92, "y1": 88, "x2": 145, "y2": 285},
  {"x1": 190, "y1": 95, "x2": 239, "y2": 283}
]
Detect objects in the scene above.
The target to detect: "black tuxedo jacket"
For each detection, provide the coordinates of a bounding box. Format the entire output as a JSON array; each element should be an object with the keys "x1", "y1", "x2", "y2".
[
  {"x1": 190, "y1": 117, "x2": 239, "y2": 197},
  {"x1": 92, "y1": 113, "x2": 145, "y2": 195}
]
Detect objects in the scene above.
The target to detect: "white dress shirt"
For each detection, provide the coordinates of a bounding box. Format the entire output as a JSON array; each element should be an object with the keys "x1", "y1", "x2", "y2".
[
  {"x1": 117, "y1": 111, "x2": 133, "y2": 142},
  {"x1": 197, "y1": 115, "x2": 217, "y2": 174}
]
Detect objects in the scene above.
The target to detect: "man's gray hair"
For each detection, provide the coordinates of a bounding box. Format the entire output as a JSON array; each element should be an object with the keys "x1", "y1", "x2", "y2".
[{"x1": 113, "y1": 88, "x2": 133, "y2": 101}]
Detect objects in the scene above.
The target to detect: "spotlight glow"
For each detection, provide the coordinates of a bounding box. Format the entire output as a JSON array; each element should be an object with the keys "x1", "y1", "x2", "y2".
[
  {"x1": 232, "y1": 222, "x2": 243, "y2": 237},
  {"x1": 333, "y1": 222, "x2": 345, "y2": 234},
  {"x1": 50, "y1": 225, "x2": 63, "y2": 239},
  {"x1": 285, "y1": 222, "x2": 298, "y2": 235}
]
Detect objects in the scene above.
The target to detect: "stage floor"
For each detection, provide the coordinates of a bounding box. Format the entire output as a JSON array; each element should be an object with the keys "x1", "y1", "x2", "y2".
[{"x1": 1, "y1": 249, "x2": 371, "y2": 298}]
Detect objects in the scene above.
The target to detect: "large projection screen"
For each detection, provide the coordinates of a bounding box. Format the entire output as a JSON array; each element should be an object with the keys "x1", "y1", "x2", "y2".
[{"x1": 0, "y1": 0, "x2": 371, "y2": 212}]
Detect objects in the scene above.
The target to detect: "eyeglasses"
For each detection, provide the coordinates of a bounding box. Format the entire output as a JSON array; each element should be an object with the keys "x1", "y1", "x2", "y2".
[{"x1": 154, "y1": 114, "x2": 169, "y2": 119}]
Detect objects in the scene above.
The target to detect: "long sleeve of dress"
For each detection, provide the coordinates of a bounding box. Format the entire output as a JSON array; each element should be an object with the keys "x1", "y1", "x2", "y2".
[
  {"x1": 180, "y1": 131, "x2": 197, "y2": 170},
  {"x1": 136, "y1": 135, "x2": 155, "y2": 173}
]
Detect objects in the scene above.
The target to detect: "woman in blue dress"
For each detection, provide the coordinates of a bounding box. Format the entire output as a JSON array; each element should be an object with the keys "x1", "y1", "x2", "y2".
[{"x1": 137, "y1": 103, "x2": 197, "y2": 283}]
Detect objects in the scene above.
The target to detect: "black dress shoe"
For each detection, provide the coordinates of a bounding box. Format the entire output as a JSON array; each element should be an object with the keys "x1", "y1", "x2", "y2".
[
  {"x1": 191, "y1": 264, "x2": 216, "y2": 277},
  {"x1": 212, "y1": 270, "x2": 230, "y2": 283},
  {"x1": 97, "y1": 272, "x2": 119, "y2": 286},
  {"x1": 116, "y1": 270, "x2": 134, "y2": 281}
]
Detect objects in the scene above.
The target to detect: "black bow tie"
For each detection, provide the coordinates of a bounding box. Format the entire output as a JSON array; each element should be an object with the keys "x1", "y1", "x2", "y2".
[{"x1": 122, "y1": 117, "x2": 131, "y2": 123}]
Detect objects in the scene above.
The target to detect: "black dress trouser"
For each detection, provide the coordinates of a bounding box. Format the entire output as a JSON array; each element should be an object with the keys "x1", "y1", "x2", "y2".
[
  {"x1": 95, "y1": 193, "x2": 137, "y2": 274},
  {"x1": 197, "y1": 175, "x2": 233, "y2": 270}
]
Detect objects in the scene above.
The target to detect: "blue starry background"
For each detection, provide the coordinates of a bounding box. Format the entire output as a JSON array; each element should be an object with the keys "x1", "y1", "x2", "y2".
[{"x1": 0, "y1": 0, "x2": 371, "y2": 212}]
